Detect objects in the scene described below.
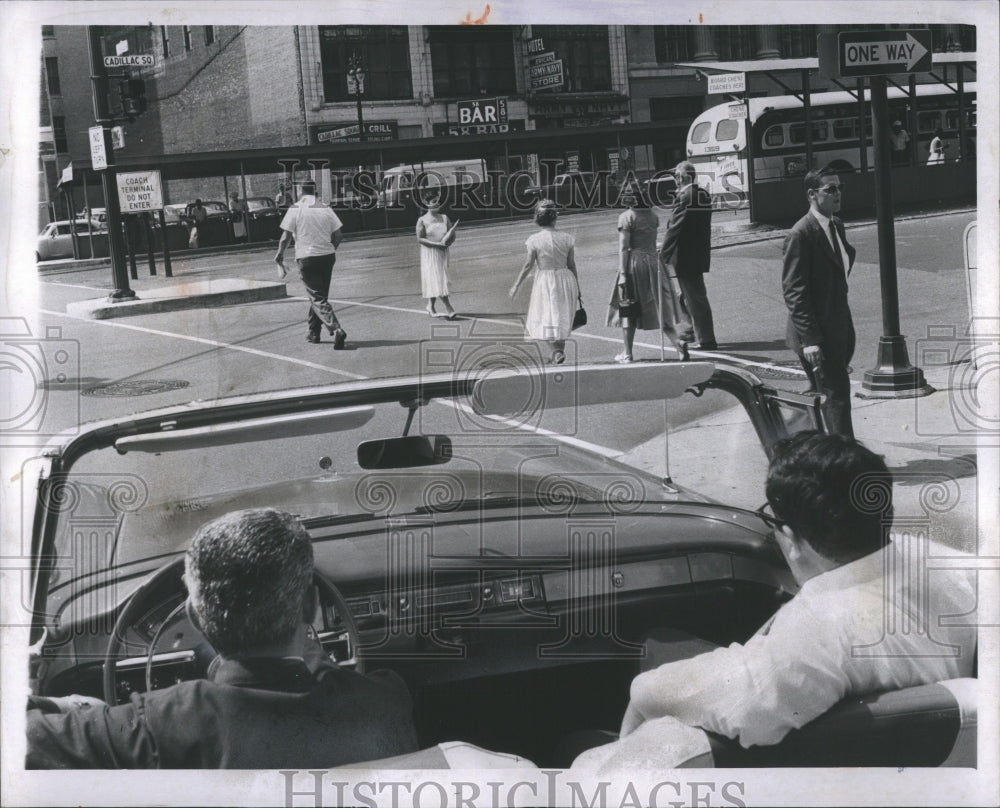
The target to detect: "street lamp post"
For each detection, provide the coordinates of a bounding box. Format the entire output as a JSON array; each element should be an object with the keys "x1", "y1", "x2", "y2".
[{"x1": 348, "y1": 53, "x2": 366, "y2": 142}]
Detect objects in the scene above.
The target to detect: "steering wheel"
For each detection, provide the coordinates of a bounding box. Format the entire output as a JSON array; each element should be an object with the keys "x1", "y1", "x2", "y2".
[{"x1": 103, "y1": 556, "x2": 363, "y2": 704}]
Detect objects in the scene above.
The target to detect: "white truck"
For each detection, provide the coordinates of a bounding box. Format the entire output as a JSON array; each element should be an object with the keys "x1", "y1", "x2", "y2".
[{"x1": 377, "y1": 158, "x2": 488, "y2": 208}]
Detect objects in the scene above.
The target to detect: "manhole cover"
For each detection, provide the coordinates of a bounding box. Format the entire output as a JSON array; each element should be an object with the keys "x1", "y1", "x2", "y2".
[{"x1": 83, "y1": 380, "x2": 191, "y2": 397}]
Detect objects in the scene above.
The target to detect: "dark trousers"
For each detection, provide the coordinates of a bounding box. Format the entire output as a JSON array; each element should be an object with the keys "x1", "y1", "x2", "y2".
[
  {"x1": 299, "y1": 253, "x2": 338, "y2": 335},
  {"x1": 799, "y1": 353, "x2": 855, "y2": 438},
  {"x1": 676, "y1": 273, "x2": 716, "y2": 344}
]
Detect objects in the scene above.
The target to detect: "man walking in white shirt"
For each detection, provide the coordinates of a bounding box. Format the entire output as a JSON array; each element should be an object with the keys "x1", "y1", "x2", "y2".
[{"x1": 275, "y1": 181, "x2": 347, "y2": 347}]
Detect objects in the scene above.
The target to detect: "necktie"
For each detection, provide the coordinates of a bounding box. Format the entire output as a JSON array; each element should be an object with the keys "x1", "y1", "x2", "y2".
[{"x1": 829, "y1": 221, "x2": 846, "y2": 276}]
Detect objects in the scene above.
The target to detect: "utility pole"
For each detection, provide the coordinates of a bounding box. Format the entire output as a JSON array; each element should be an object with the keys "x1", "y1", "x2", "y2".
[{"x1": 87, "y1": 25, "x2": 135, "y2": 301}]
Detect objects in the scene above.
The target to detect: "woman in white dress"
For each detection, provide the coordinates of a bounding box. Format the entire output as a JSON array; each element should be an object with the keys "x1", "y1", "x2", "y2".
[
  {"x1": 508, "y1": 201, "x2": 581, "y2": 365},
  {"x1": 415, "y1": 195, "x2": 457, "y2": 319}
]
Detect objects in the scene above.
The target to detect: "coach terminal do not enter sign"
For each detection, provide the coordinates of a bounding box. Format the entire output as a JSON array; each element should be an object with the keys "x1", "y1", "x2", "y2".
[{"x1": 837, "y1": 29, "x2": 932, "y2": 77}]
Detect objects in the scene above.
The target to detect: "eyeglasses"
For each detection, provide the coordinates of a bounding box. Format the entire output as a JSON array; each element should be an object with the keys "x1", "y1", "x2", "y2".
[
  {"x1": 817, "y1": 183, "x2": 844, "y2": 195},
  {"x1": 755, "y1": 502, "x2": 788, "y2": 532}
]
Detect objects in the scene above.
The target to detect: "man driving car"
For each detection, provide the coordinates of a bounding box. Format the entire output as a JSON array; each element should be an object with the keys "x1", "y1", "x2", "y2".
[{"x1": 26, "y1": 508, "x2": 419, "y2": 768}]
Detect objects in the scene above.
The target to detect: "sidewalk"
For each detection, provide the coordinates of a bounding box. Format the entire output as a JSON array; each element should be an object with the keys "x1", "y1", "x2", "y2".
[{"x1": 622, "y1": 359, "x2": 982, "y2": 554}]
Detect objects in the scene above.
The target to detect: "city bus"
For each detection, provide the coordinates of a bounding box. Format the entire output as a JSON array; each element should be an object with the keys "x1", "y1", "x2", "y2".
[{"x1": 685, "y1": 82, "x2": 977, "y2": 201}]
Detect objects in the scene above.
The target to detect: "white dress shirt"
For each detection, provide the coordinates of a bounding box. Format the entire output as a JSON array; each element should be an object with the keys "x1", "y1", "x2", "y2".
[
  {"x1": 810, "y1": 207, "x2": 851, "y2": 278},
  {"x1": 626, "y1": 538, "x2": 978, "y2": 748}
]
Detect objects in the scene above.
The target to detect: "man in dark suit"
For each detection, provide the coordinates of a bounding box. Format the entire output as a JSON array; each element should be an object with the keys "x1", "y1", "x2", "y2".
[
  {"x1": 659, "y1": 161, "x2": 716, "y2": 350},
  {"x1": 782, "y1": 166, "x2": 857, "y2": 437}
]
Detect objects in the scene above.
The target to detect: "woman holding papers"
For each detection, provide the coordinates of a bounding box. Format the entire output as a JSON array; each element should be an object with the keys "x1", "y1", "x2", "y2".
[{"x1": 415, "y1": 194, "x2": 459, "y2": 319}]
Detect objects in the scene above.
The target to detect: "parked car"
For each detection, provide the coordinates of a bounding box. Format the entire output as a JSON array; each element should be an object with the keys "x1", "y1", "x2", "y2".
[
  {"x1": 244, "y1": 196, "x2": 284, "y2": 241},
  {"x1": 23, "y1": 358, "x2": 978, "y2": 773},
  {"x1": 76, "y1": 207, "x2": 109, "y2": 230},
  {"x1": 36, "y1": 220, "x2": 107, "y2": 262},
  {"x1": 526, "y1": 171, "x2": 619, "y2": 209}
]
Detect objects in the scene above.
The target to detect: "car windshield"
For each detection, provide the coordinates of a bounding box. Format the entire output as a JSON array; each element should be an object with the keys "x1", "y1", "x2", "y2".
[
  {"x1": 39, "y1": 363, "x2": 797, "y2": 621},
  {"x1": 246, "y1": 198, "x2": 274, "y2": 210}
]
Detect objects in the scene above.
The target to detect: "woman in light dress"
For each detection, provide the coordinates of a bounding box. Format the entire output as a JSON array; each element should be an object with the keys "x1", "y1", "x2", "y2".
[
  {"x1": 509, "y1": 200, "x2": 581, "y2": 365},
  {"x1": 415, "y1": 195, "x2": 457, "y2": 319},
  {"x1": 606, "y1": 185, "x2": 688, "y2": 362},
  {"x1": 926, "y1": 128, "x2": 948, "y2": 165}
]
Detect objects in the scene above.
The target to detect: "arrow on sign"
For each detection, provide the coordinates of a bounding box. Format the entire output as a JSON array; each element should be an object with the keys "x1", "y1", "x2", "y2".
[{"x1": 844, "y1": 33, "x2": 928, "y2": 71}]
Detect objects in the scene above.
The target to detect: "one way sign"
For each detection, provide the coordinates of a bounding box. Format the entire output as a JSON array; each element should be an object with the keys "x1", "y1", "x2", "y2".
[{"x1": 837, "y1": 29, "x2": 932, "y2": 77}]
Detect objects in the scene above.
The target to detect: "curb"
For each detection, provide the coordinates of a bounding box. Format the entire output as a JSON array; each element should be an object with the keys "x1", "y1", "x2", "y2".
[{"x1": 65, "y1": 278, "x2": 287, "y2": 320}]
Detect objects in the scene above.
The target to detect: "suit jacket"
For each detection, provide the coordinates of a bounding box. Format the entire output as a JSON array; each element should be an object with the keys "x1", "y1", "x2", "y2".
[
  {"x1": 782, "y1": 211, "x2": 856, "y2": 361},
  {"x1": 659, "y1": 183, "x2": 712, "y2": 277}
]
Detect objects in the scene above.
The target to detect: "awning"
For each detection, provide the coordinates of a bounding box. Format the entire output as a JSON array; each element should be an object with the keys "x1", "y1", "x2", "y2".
[{"x1": 674, "y1": 51, "x2": 975, "y2": 74}]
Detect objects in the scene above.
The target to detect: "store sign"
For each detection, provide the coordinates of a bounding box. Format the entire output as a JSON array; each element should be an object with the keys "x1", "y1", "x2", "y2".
[
  {"x1": 456, "y1": 97, "x2": 508, "y2": 126},
  {"x1": 528, "y1": 96, "x2": 629, "y2": 119},
  {"x1": 117, "y1": 169, "x2": 163, "y2": 213},
  {"x1": 433, "y1": 120, "x2": 523, "y2": 137},
  {"x1": 314, "y1": 121, "x2": 397, "y2": 143},
  {"x1": 529, "y1": 59, "x2": 564, "y2": 92}
]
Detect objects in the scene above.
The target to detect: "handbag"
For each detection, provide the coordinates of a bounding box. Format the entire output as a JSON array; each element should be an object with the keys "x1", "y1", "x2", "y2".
[
  {"x1": 616, "y1": 273, "x2": 641, "y2": 320},
  {"x1": 572, "y1": 299, "x2": 587, "y2": 330}
]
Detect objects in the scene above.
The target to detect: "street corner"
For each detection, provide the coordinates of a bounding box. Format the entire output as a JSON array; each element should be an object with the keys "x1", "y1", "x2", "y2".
[{"x1": 64, "y1": 278, "x2": 288, "y2": 320}]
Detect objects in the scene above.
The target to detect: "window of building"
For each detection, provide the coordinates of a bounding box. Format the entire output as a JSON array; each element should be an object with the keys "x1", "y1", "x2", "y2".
[
  {"x1": 205, "y1": 26, "x2": 215, "y2": 45},
  {"x1": 532, "y1": 26, "x2": 612, "y2": 93},
  {"x1": 183, "y1": 26, "x2": 192, "y2": 52},
  {"x1": 690, "y1": 121, "x2": 711, "y2": 144},
  {"x1": 653, "y1": 26, "x2": 692, "y2": 63},
  {"x1": 929, "y1": 24, "x2": 975, "y2": 52},
  {"x1": 763, "y1": 125, "x2": 784, "y2": 146},
  {"x1": 778, "y1": 25, "x2": 818, "y2": 58},
  {"x1": 428, "y1": 26, "x2": 515, "y2": 97},
  {"x1": 44, "y1": 57, "x2": 60, "y2": 96},
  {"x1": 161, "y1": 26, "x2": 169, "y2": 57},
  {"x1": 648, "y1": 96, "x2": 704, "y2": 122},
  {"x1": 42, "y1": 25, "x2": 55, "y2": 37},
  {"x1": 716, "y1": 119, "x2": 740, "y2": 142},
  {"x1": 319, "y1": 26, "x2": 412, "y2": 102},
  {"x1": 52, "y1": 116, "x2": 68, "y2": 153},
  {"x1": 714, "y1": 26, "x2": 754, "y2": 61}
]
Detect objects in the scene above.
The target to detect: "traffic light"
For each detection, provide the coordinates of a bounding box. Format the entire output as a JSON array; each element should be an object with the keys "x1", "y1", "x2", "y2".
[{"x1": 118, "y1": 78, "x2": 148, "y2": 121}]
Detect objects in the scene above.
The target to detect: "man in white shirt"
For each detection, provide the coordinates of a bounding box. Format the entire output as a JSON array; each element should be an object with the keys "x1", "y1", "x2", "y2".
[
  {"x1": 781, "y1": 166, "x2": 856, "y2": 436},
  {"x1": 275, "y1": 181, "x2": 346, "y2": 347},
  {"x1": 617, "y1": 431, "x2": 977, "y2": 749}
]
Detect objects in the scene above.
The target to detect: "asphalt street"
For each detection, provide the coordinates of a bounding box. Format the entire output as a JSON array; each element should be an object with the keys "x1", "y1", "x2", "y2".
[{"x1": 14, "y1": 204, "x2": 982, "y2": 538}]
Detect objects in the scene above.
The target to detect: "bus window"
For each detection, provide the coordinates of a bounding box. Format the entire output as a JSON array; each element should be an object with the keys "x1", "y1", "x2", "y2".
[
  {"x1": 832, "y1": 119, "x2": 855, "y2": 139},
  {"x1": 945, "y1": 110, "x2": 962, "y2": 130},
  {"x1": 691, "y1": 122, "x2": 712, "y2": 144},
  {"x1": 788, "y1": 121, "x2": 829, "y2": 144},
  {"x1": 716, "y1": 119, "x2": 739, "y2": 142},
  {"x1": 917, "y1": 111, "x2": 939, "y2": 133},
  {"x1": 763, "y1": 125, "x2": 784, "y2": 147},
  {"x1": 966, "y1": 109, "x2": 977, "y2": 127}
]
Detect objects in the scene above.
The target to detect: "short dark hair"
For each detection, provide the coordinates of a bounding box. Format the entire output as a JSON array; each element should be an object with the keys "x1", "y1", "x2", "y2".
[
  {"x1": 765, "y1": 432, "x2": 892, "y2": 563},
  {"x1": 674, "y1": 161, "x2": 697, "y2": 182},
  {"x1": 185, "y1": 509, "x2": 314, "y2": 656},
  {"x1": 803, "y1": 165, "x2": 840, "y2": 193},
  {"x1": 534, "y1": 200, "x2": 558, "y2": 227}
]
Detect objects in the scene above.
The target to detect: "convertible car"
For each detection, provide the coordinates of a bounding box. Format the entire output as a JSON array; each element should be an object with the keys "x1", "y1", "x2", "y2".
[{"x1": 24, "y1": 360, "x2": 976, "y2": 769}]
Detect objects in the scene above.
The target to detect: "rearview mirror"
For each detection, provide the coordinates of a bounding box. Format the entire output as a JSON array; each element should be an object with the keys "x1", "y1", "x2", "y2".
[{"x1": 357, "y1": 435, "x2": 452, "y2": 469}]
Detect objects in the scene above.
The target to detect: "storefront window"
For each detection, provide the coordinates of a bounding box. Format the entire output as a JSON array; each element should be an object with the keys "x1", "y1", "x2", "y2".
[
  {"x1": 533, "y1": 26, "x2": 612, "y2": 93},
  {"x1": 320, "y1": 26, "x2": 413, "y2": 102},
  {"x1": 428, "y1": 26, "x2": 516, "y2": 97}
]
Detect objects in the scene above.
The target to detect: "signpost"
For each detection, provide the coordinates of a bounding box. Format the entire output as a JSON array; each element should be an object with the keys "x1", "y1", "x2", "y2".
[
  {"x1": 836, "y1": 30, "x2": 931, "y2": 77},
  {"x1": 820, "y1": 29, "x2": 933, "y2": 398},
  {"x1": 706, "y1": 72, "x2": 745, "y2": 95},
  {"x1": 88, "y1": 126, "x2": 108, "y2": 171},
  {"x1": 116, "y1": 170, "x2": 163, "y2": 214}
]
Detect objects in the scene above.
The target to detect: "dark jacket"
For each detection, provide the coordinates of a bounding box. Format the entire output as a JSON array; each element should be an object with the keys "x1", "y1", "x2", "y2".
[
  {"x1": 26, "y1": 657, "x2": 418, "y2": 769},
  {"x1": 659, "y1": 182, "x2": 713, "y2": 277},
  {"x1": 781, "y1": 211, "x2": 856, "y2": 360}
]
